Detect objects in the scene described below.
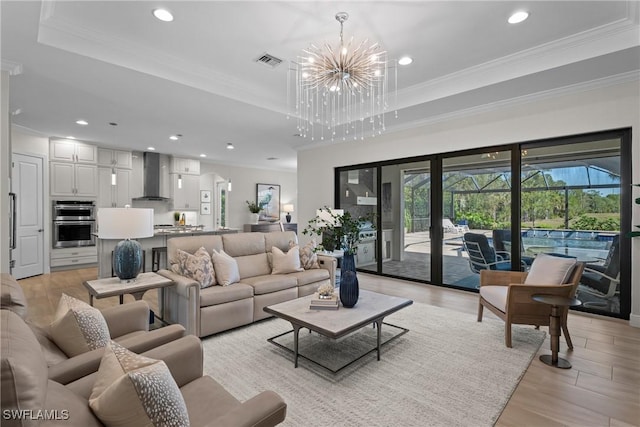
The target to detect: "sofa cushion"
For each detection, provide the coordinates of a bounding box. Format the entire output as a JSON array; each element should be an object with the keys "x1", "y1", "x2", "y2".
[
  {"x1": 265, "y1": 231, "x2": 297, "y2": 254},
  {"x1": 1, "y1": 273, "x2": 28, "y2": 318},
  {"x1": 241, "y1": 275, "x2": 298, "y2": 295},
  {"x1": 49, "y1": 294, "x2": 111, "y2": 357},
  {"x1": 271, "y1": 246, "x2": 304, "y2": 274},
  {"x1": 175, "y1": 247, "x2": 216, "y2": 289},
  {"x1": 288, "y1": 269, "x2": 331, "y2": 287},
  {"x1": 167, "y1": 235, "x2": 223, "y2": 266},
  {"x1": 28, "y1": 322, "x2": 69, "y2": 366},
  {"x1": 45, "y1": 380, "x2": 103, "y2": 427},
  {"x1": 524, "y1": 253, "x2": 577, "y2": 285},
  {"x1": 222, "y1": 232, "x2": 266, "y2": 257},
  {"x1": 212, "y1": 249, "x2": 240, "y2": 286},
  {"x1": 295, "y1": 240, "x2": 320, "y2": 270},
  {"x1": 89, "y1": 341, "x2": 190, "y2": 427},
  {"x1": 236, "y1": 253, "x2": 271, "y2": 279},
  {"x1": 480, "y1": 285, "x2": 508, "y2": 312},
  {"x1": 1, "y1": 310, "x2": 49, "y2": 417},
  {"x1": 199, "y1": 283, "x2": 254, "y2": 307}
]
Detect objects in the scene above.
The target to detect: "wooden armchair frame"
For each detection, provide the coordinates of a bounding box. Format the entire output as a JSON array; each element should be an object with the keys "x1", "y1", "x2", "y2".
[{"x1": 477, "y1": 263, "x2": 585, "y2": 348}]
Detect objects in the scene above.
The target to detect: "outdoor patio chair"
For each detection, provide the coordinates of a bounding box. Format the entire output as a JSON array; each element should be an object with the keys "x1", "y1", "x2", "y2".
[
  {"x1": 492, "y1": 229, "x2": 534, "y2": 269},
  {"x1": 477, "y1": 254, "x2": 585, "y2": 348},
  {"x1": 443, "y1": 218, "x2": 465, "y2": 233},
  {"x1": 578, "y1": 235, "x2": 620, "y2": 308},
  {"x1": 462, "y1": 232, "x2": 512, "y2": 273}
]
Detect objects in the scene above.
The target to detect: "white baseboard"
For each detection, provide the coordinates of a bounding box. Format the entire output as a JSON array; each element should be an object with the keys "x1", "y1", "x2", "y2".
[{"x1": 629, "y1": 313, "x2": 640, "y2": 328}]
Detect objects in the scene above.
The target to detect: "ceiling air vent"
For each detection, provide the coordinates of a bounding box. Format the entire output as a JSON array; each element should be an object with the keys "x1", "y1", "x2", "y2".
[{"x1": 255, "y1": 53, "x2": 283, "y2": 68}]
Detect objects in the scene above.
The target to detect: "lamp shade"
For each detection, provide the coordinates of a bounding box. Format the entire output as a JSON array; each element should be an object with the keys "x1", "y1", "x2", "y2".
[
  {"x1": 283, "y1": 204, "x2": 294, "y2": 213},
  {"x1": 98, "y1": 208, "x2": 154, "y2": 239}
]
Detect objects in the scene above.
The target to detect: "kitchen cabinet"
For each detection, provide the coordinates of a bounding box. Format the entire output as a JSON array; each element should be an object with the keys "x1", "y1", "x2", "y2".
[
  {"x1": 50, "y1": 162, "x2": 98, "y2": 197},
  {"x1": 170, "y1": 157, "x2": 200, "y2": 175},
  {"x1": 171, "y1": 174, "x2": 199, "y2": 210},
  {"x1": 50, "y1": 246, "x2": 97, "y2": 269},
  {"x1": 97, "y1": 148, "x2": 132, "y2": 169},
  {"x1": 97, "y1": 167, "x2": 131, "y2": 208},
  {"x1": 50, "y1": 139, "x2": 97, "y2": 164}
]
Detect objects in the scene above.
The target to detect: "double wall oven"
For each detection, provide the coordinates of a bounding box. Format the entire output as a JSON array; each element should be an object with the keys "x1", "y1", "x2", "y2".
[{"x1": 52, "y1": 200, "x2": 96, "y2": 248}]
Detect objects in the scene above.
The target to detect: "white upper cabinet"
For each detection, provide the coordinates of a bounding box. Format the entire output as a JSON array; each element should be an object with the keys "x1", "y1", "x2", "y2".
[
  {"x1": 50, "y1": 162, "x2": 97, "y2": 197},
  {"x1": 97, "y1": 167, "x2": 131, "y2": 208},
  {"x1": 97, "y1": 148, "x2": 132, "y2": 169},
  {"x1": 170, "y1": 174, "x2": 199, "y2": 210},
  {"x1": 50, "y1": 139, "x2": 97, "y2": 164},
  {"x1": 170, "y1": 157, "x2": 200, "y2": 175}
]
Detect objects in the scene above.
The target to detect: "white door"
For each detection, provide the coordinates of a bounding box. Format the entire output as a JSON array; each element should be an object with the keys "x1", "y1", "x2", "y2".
[{"x1": 11, "y1": 153, "x2": 44, "y2": 279}]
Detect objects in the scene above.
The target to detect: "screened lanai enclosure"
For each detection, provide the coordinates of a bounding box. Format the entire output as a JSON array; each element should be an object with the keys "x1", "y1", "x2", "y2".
[{"x1": 338, "y1": 130, "x2": 630, "y2": 319}]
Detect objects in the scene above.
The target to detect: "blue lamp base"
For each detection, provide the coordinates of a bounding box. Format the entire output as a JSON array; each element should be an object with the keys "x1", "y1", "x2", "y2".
[{"x1": 113, "y1": 239, "x2": 143, "y2": 281}]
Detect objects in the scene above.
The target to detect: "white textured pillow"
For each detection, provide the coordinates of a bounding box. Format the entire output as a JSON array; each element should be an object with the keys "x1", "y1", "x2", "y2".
[
  {"x1": 211, "y1": 249, "x2": 240, "y2": 286},
  {"x1": 272, "y1": 246, "x2": 304, "y2": 274},
  {"x1": 89, "y1": 341, "x2": 190, "y2": 427},
  {"x1": 524, "y1": 253, "x2": 577, "y2": 285},
  {"x1": 49, "y1": 294, "x2": 110, "y2": 357},
  {"x1": 175, "y1": 247, "x2": 216, "y2": 288}
]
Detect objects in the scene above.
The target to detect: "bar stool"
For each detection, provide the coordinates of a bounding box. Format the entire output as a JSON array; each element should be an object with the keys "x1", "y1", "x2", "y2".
[{"x1": 151, "y1": 247, "x2": 167, "y2": 272}]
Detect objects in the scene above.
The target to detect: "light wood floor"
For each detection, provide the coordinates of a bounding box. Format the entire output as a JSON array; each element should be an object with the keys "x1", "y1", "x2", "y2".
[{"x1": 18, "y1": 268, "x2": 640, "y2": 427}]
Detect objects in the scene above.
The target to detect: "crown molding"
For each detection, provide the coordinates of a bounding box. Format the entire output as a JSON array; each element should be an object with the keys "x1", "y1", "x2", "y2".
[
  {"x1": 388, "y1": 71, "x2": 640, "y2": 135},
  {"x1": 396, "y1": 14, "x2": 640, "y2": 111},
  {"x1": 37, "y1": 2, "x2": 282, "y2": 113}
]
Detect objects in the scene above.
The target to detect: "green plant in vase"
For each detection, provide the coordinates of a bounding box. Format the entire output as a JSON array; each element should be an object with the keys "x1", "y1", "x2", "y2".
[
  {"x1": 246, "y1": 201, "x2": 261, "y2": 214},
  {"x1": 302, "y1": 207, "x2": 375, "y2": 255}
]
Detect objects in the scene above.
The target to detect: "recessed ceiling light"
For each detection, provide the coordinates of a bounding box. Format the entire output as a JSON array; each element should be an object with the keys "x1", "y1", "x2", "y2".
[
  {"x1": 199, "y1": 154, "x2": 206, "y2": 158},
  {"x1": 147, "y1": 146, "x2": 156, "y2": 151},
  {"x1": 169, "y1": 135, "x2": 179, "y2": 141},
  {"x1": 152, "y1": 8, "x2": 173, "y2": 22},
  {"x1": 66, "y1": 136, "x2": 76, "y2": 139},
  {"x1": 109, "y1": 122, "x2": 118, "y2": 126},
  {"x1": 226, "y1": 143, "x2": 234, "y2": 150},
  {"x1": 267, "y1": 157, "x2": 278, "y2": 161},
  {"x1": 398, "y1": 56, "x2": 413, "y2": 66},
  {"x1": 75, "y1": 119, "x2": 88, "y2": 125},
  {"x1": 508, "y1": 11, "x2": 529, "y2": 24}
]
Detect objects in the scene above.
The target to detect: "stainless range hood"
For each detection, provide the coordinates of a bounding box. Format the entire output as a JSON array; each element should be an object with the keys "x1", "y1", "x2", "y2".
[{"x1": 132, "y1": 152, "x2": 170, "y2": 201}]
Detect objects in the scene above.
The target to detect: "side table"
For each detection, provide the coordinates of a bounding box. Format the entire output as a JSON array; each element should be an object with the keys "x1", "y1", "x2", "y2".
[
  {"x1": 531, "y1": 294, "x2": 582, "y2": 369},
  {"x1": 83, "y1": 272, "x2": 174, "y2": 307}
]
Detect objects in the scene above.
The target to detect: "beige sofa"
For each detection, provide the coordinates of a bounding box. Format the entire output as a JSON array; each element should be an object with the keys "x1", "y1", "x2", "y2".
[
  {"x1": 1, "y1": 309, "x2": 287, "y2": 427},
  {"x1": 158, "y1": 231, "x2": 337, "y2": 337}
]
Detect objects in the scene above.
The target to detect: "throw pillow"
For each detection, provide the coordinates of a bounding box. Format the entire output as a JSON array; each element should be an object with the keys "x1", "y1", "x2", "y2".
[
  {"x1": 272, "y1": 246, "x2": 304, "y2": 274},
  {"x1": 89, "y1": 341, "x2": 190, "y2": 427},
  {"x1": 49, "y1": 294, "x2": 111, "y2": 357},
  {"x1": 524, "y1": 253, "x2": 577, "y2": 285},
  {"x1": 175, "y1": 247, "x2": 216, "y2": 288},
  {"x1": 292, "y1": 240, "x2": 320, "y2": 270},
  {"x1": 211, "y1": 249, "x2": 240, "y2": 286}
]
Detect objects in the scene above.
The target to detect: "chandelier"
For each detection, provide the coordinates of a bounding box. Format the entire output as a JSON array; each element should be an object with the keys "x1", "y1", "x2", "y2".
[{"x1": 288, "y1": 12, "x2": 397, "y2": 142}]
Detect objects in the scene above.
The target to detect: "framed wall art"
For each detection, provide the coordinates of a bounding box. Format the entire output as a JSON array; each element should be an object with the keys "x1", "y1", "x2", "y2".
[
  {"x1": 256, "y1": 183, "x2": 280, "y2": 222},
  {"x1": 200, "y1": 190, "x2": 212, "y2": 203}
]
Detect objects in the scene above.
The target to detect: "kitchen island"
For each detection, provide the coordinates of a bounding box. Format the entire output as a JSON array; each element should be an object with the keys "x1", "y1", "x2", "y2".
[{"x1": 96, "y1": 227, "x2": 238, "y2": 278}]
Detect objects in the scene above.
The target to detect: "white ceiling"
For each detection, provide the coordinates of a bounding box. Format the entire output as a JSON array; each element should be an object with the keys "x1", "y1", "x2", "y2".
[{"x1": 2, "y1": 1, "x2": 639, "y2": 171}]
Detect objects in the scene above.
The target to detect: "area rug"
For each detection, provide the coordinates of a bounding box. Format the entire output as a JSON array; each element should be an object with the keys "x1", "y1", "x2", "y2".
[{"x1": 202, "y1": 302, "x2": 545, "y2": 427}]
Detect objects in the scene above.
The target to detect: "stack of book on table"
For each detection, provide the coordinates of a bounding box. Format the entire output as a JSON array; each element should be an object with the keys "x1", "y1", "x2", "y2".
[{"x1": 309, "y1": 293, "x2": 339, "y2": 310}]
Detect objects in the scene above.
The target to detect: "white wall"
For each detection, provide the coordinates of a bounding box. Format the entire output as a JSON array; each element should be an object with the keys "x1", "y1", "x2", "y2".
[
  {"x1": 1, "y1": 71, "x2": 10, "y2": 273},
  {"x1": 298, "y1": 80, "x2": 640, "y2": 326},
  {"x1": 199, "y1": 162, "x2": 297, "y2": 230}
]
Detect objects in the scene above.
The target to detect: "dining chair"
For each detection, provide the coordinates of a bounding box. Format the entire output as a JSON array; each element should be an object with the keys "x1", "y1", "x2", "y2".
[
  {"x1": 477, "y1": 253, "x2": 585, "y2": 348},
  {"x1": 492, "y1": 229, "x2": 535, "y2": 268}
]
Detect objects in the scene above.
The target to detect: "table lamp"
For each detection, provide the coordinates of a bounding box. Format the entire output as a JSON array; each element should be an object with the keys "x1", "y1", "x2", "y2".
[
  {"x1": 283, "y1": 204, "x2": 294, "y2": 223},
  {"x1": 98, "y1": 207, "x2": 154, "y2": 281}
]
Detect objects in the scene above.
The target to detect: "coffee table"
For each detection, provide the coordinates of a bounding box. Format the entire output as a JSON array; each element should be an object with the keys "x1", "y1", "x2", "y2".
[{"x1": 263, "y1": 289, "x2": 413, "y2": 373}]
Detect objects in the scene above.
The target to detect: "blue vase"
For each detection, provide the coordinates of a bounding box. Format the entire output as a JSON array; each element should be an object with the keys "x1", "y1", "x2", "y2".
[
  {"x1": 113, "y1": 239, "x2": 143, "y2": 281},
  {"x1": 340, "y1": 253, "x2": 359, "y2": 308}
]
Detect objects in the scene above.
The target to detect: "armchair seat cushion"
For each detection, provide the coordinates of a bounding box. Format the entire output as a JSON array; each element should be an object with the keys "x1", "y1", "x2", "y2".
[
  {"x1": 241, "y1": 275, "x2": 298, "y2": 295},
  {"x1": 199, "y1": 283, "x2": 254, "y2": 307},
  {"x1": 479, "y1": 285, "x2": 508, "y2": 312},
  {"x1": 181, "y1": 376, "x2": 241, "y2": 425}
]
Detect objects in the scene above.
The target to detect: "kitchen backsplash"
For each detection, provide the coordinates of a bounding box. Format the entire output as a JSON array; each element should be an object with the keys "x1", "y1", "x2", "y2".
[{"x1": 131, "y1": 199, "x2": 199, "y2": 226}]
